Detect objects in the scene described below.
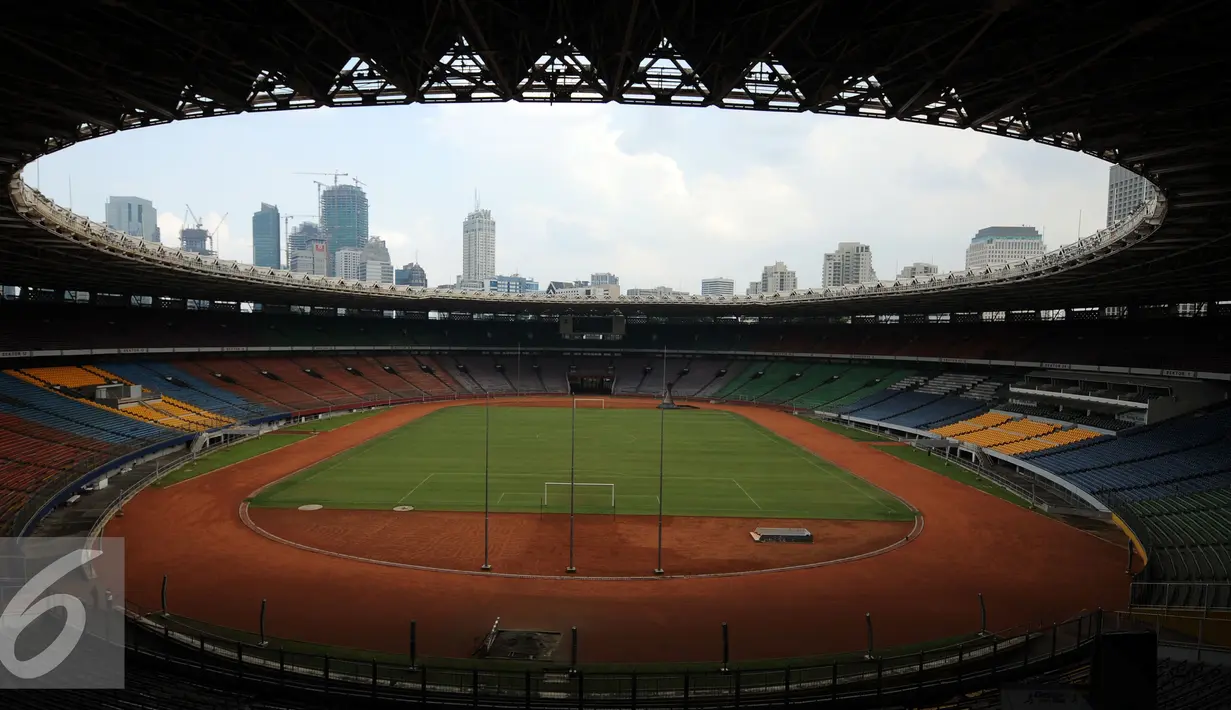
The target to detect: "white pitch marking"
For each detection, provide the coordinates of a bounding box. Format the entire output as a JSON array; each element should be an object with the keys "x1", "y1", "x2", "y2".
[
  {"x1": 731, "y1": 479, "x2": 762, "y2": 510},
  {"x1": 397, "y1": 473, "x2": 435, "y2": 504}
]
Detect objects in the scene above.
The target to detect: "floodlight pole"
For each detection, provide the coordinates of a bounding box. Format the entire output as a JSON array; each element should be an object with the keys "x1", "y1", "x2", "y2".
[
  {"x1": 567, "y1": 398, "x2": 577, "y2": 573},
  {"x1": 517, "y1": 341, "x2": 521, "y2": 396},
  {"x1": 655, "y1": 398, "x2": 665, "y2": 575},
  {"x1": 481, "y1": 393, "x2": 492, "y2": 571}
]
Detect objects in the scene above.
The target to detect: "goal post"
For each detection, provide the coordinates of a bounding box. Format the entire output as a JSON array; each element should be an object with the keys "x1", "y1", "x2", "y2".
[
  {"x1": 573, "y1": 398, "x2": 606, "y2": 409},
  {"x1": 542, "y1": 482, "x2": 616, "y2": 514}
]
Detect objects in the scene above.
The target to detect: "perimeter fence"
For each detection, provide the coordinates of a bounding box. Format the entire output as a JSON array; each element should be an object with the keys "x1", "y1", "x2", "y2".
[{"x1": 121, "y1": 601, "x2": 1108, "y2": 709}]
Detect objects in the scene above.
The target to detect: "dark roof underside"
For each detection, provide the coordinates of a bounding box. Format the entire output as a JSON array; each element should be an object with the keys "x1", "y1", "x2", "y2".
[{"x1": 0, "y1": 0, "x2": 1228, "y2": 316}]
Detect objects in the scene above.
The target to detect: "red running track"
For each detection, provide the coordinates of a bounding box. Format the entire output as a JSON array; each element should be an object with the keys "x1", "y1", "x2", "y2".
[{"x1": 108, "y1": 399, "x2": 1128, "y2": 663}]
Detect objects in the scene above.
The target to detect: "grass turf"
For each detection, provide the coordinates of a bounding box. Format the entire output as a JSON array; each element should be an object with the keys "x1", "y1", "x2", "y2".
[
  {"x1": 284, "y1": 408, "x2": 385, "y2": 433},
  {"x1": 249, "y1": 407, "x2": 913, "y2": 521},
  {"x1": 804, "y1": 417, "x2": 895, "y2": 442},
  {"x1": 879, "y1": 446, "x2": 1029, "y2": 509},
  {"x1": 155, "y1": 433, "x2": 310, "y2": 487}
]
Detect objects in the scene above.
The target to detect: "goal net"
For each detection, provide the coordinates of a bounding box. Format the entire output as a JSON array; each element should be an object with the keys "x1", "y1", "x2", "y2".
[
  {"x1": 542, "y1": 482, "x2": 616, "y2": 514},
  {"x1": 573, "y1": 398, "x2": 606, "y2": 409}
]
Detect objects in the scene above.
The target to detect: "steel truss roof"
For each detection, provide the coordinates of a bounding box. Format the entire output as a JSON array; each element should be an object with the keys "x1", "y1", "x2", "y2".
[{"x1": 0, "y1": 1, "x2": 1229, "y2": 316}]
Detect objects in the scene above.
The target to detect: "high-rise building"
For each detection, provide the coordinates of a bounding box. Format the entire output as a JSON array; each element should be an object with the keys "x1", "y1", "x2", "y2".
[
  {"x1": 701, "y1": 277, "x2": 735, "y2": 296},
  {"x1": 320, "y1": 184, "x2": 369, "y2": 273},
  {"x1": 287, "y1": 221, "x2": 321, "y2": 254},
  {"x1": 1107, "y1": 165, "x2": 1158, "y2": 225},
  {"x1": 626, "y1": 286, "x2": 686, "y2": 297},
  {"x1": 335, "y1": 247, "x2": 364, "y2": 281},
  {"x1": 822, "y1": 243, "x2": 877, "y2": 287},
  {"x1": 395, "y1": 263, "x2": 428, "y2": 287},
  {"x1": 964, "y1": 226, "x2": 1046, "y2": 270},
  {"x1": 289, "y1": 238, "x2": 329, "y2": 276},
  {"x1": 487, "y1": 274, "x2": 540, "y2": 294},
  {"x1": 105, "y1": 196, "x2": 158, "y2": 242},
  {"x1": 462, "y1": 196, "x2": 496, "y2": 286},
  {"x1": 358, "y1": 236, "x2": 394, "y2": 284},
  {"x1": 897, "y1": 262, "x2": 939, "y2": 280},
  {"x1": 590, "y1": 272, "x2": 619, "y2": 286},
  {"x1": 746, "y1": 281, "x2": 763, "y2": 296},
  {"x1": 252, "y1": 203, "x2": 281, "y2": 268},
  {"x1": 760, "y1": 262, "x2": 798, "y2": 294}
]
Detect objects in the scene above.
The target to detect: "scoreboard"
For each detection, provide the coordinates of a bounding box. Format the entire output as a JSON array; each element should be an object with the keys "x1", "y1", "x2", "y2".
[{"x1": 559, "y1": 315, "x2": 626, "y2": 341}]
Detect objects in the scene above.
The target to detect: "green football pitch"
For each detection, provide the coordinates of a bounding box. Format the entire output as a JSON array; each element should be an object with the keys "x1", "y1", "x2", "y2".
[{"x1": 248, "y1": 407, "x2": 914, "y2": 521}]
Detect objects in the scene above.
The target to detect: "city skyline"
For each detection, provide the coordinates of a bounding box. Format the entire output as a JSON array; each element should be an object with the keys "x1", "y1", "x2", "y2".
[{"x1": 40, "y1": 101, "x2": 1116, "y2": 291}]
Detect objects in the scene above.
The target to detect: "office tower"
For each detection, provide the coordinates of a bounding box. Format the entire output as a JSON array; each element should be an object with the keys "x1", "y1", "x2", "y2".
[
  {"x1": 897, "y1": 262, "x2": 938, "y2": 279},
  {"x1": 964, "y1": 226, "x2": 1046, "y2": 270},
  {"x1": 1107, "y1": 165, "x2": 1158, "y2": 225},
  {"x1": 105, "y1": 196, "x2": 158, "y2": 242},
  {"x1": 590, "y1": 272, "x2": 619, "y2": 286},
  {"x1": 822, "y1": 242, "x2": 877, "y2": 287},
  {"x1": 759, "y1": 262, "x2": 798, "y2": 294},
  {"x1": 487, "y1": 274, "x2": 540, "y2": 294},
  {"x1": 359, "y1": 236, "x2": 394, "y2": 284},
  {"x1": 701, "y1": 277, "x2": 735, "y2": 296},
  {"x1": 287, "y1": 221, "x2": 321, "y2": 254},
  {"x1": 461, "y1": 194, "x2": 496, "y2": 287},
  {"x1": 320, "y1": 183, "x2": 369, "y2": 273},
  {"x1": 335, "y1": 247, "x2": 364, "y2": 280},
  {"x1": 252, "y1": 203, "x2": 281, "y2": 268},
  {"x1": 395, "y1": 263, "x2": 429, "y2": 287},
  {"x1": 290, "y1": 238, "x2": 329, "y2": 275}
]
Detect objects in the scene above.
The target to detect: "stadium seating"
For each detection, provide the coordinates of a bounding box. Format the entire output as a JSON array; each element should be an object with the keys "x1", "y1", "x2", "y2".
[
  {"x1": 370, "y1": 356, "x2": 460, "y2": 396},
  {"x1": 102, "y1": 363, "x2": 277, "y2": 419},
  {"x1": 0, "y1": 373, "x2": 176, "y2": 444}
]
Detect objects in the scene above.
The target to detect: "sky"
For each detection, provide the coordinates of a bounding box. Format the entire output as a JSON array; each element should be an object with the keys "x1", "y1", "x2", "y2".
[{"x1": 25, "y1": 101, "x2": 1112, "y2": 292}]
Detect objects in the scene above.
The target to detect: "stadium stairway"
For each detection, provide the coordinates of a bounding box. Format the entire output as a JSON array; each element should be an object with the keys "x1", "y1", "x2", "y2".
[
  {"x1": 247, "y1": 358, "x2": 360, "y2": 406},
  {"x1": 672, "y1": 359, "x2": 734, "y2": 397},
  {"x1": 761, "y1": 363, "x2": 849, "y2": 405},
  {"x1": 4, "y1": 367, "x2": 214, "y2": 434},
  {"x1": 183, "y1": 359, "x2": 326, "y2": 410},
  {"x1": 106, "y1": 362, "x2": 275, "y2": 420},
  {"x1": 371, "y1": 356, "x2": 460, "y2": 396}
]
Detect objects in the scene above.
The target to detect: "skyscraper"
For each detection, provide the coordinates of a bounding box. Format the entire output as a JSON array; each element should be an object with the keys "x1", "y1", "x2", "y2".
[
  {"x1": 760, "y1": 262, "x2": 798, "y2": 294},
  {"x1": 701, "y1": 277, "x2": 735, "y2": 296},
  {"x1": 252, "y1": 203, "x2": 281, "y2": 268},
  {"x1": 1107, "y1": 165, "x2": 1157, "y2": 225},
  {"x1": 359, "y1": 236, "x2": 394, "y2": 284},
  {"x1": 395, "y1": 263, "x2": 429, "y2": 287},
  {"x1": 335, "y1": 247, "x2": 364, "y2": 280},
  {"x1": 287, "y1": 221, "x2": 321, "y2": 254},
  {"x1": 290, "y1": 238, "x2": 329, "y2": 276},
  {"x1": 964, "y1": 226, "x2": 1045, "y2": 270},
  {"x1": 822, "y1": 242, "x2": 877, "y2": 287},
  {"x1": 320, "y1": 183, "x2": 369, "y2": 274},
  {"x1": 105, "y1": 196, "x2": 158, "y2": 242},
  {"x1": 461, "y1": 194, "x2": 496, "y2": 287}
]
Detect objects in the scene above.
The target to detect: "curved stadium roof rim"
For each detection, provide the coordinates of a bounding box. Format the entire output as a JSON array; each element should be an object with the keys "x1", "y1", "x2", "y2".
[{"x1": 10, "y1": 178, "x2": 1165, "y2": 309}]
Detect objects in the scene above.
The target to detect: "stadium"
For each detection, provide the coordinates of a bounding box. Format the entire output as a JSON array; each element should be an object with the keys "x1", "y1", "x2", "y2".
[{"x1": 1, "y1": 2, "x2": 1229, "y2": 708}]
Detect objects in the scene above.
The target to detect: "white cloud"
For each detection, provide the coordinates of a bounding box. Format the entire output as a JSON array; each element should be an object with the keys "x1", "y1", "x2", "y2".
[{"x1": 35, "y1": 100, "x2": 1112, "y2": 292}]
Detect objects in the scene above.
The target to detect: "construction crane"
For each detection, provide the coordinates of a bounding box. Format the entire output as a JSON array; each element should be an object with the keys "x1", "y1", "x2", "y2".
[
  {"x1": 180, "y1": 205, "x2": 226, "y2": 256},
  {"x1": 351, "y1": 176, "x2": 367, "y2": 188},
  {"x1": 293, "y1": 171, "x2": 348, "y2": 185},
  {"x1": 280, "y1": 212, "x2": 318, "y2": 268}
]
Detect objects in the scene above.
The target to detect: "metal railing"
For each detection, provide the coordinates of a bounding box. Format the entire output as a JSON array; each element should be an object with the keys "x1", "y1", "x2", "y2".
[{"x1": 121, "y1": 602, "x2": 1106, "y2": 708}]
